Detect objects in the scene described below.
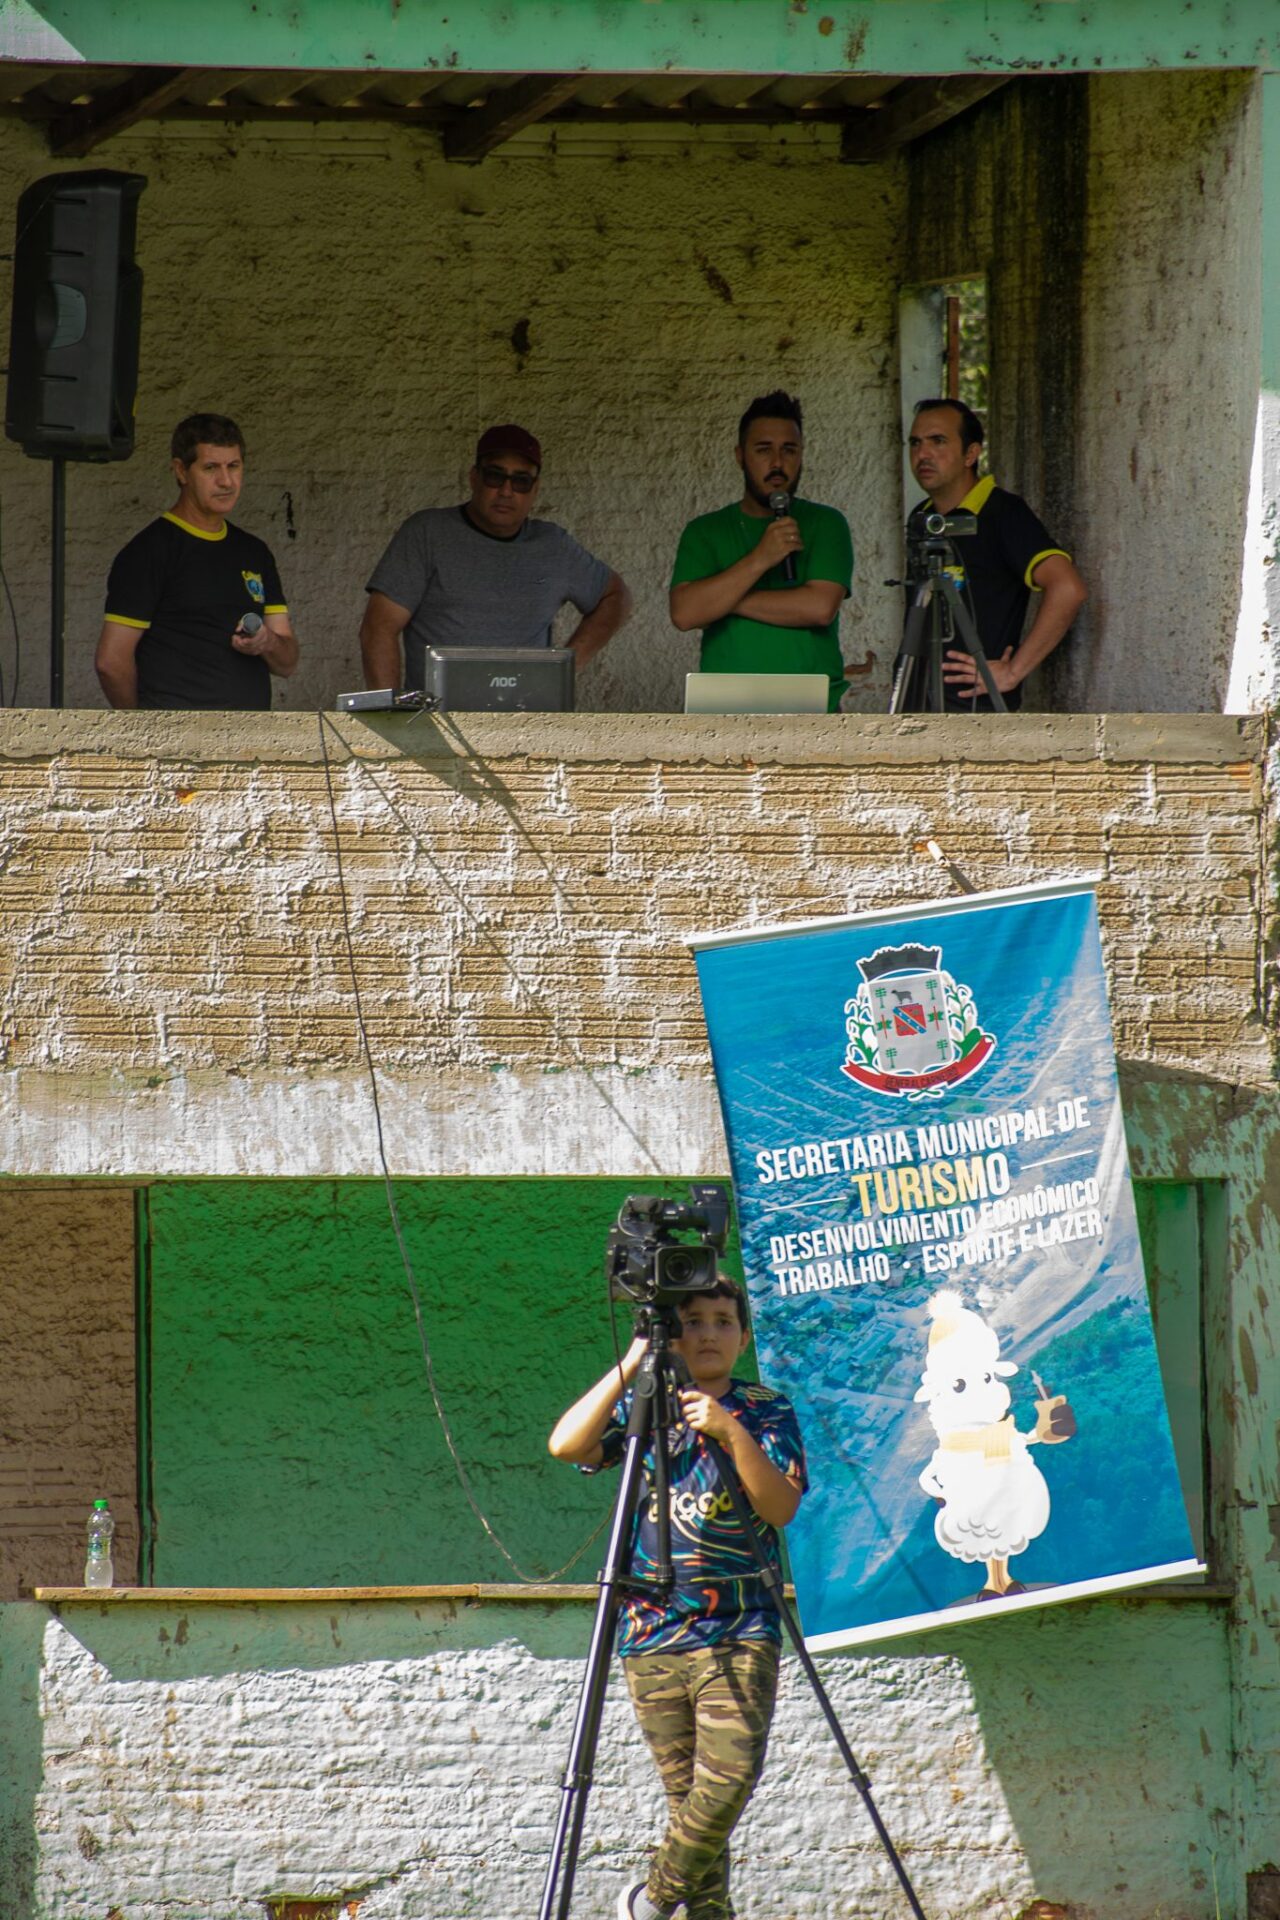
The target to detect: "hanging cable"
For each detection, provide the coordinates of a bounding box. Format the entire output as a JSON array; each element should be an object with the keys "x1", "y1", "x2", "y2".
[{"x1": 317, "y1": 709, "x2": 610, "y2": 1583}]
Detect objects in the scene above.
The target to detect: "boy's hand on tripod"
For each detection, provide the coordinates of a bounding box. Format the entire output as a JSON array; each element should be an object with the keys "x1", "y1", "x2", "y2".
[
  {"x1": 621, "y1": 1334, "x2": 649, "y2": 1373},
  {"x1": 678, "y1": 1388, "x2": 737, "y2": 1444},
  {"x1": 680, "y1": 1390, "x2": 803, "y2": 1526}
]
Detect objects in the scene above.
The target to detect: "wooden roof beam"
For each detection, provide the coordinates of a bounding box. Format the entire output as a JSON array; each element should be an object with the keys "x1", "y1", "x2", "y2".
[
  {"x1": 48, "y1": 66, "x2": 205, "y2": 158},
  {"x1": 840, "y1": 74, "x2": 1010, "y2": 162},
  {"x1": 442, "y1": 72, "x2": 581, "y2": 163}
]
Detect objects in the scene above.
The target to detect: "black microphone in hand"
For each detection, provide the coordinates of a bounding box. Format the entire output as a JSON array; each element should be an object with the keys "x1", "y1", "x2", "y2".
[
  {"x1": 768, "y1": 490, "x2": 797, "y2": 584},
  {"x1": 235, "y1": 611, "x2": 263, "y2": 644}
]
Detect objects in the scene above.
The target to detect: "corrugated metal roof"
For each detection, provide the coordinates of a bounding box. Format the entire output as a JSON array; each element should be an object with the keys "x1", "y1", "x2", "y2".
[{"x1": 0, "y1": 65, "x2": 1008, "y2": 164}]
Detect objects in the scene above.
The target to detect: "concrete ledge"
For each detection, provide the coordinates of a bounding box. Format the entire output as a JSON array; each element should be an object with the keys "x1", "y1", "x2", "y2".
[
  {"x1": 1099, "y1": 711, "x2": 1272, "y2": 763},
  {"x1": 0, "y1": 708, "x2": 1265, "y2": 768},
  {"x1": 33, "y1": 1580, "x2": 1230, "y2": 1606},
  {"x1": 35, "y1": 1583, "x2": 599, "y2": 1603}
]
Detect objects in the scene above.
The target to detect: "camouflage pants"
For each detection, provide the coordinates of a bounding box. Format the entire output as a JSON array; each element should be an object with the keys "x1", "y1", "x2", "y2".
[{"x1": 623, "y1": 1639, "x2": 781, "y2": 1920}]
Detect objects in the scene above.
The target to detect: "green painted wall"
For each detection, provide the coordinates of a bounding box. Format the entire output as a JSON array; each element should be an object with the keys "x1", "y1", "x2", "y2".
[
  {"x1": 146, "y1": 1177, "x2": 749, "y2": 1587},
  {"x1": 0, "y1": 1158, "x2": 1247, "y2": 1913},
  {"x1": 0, "y1": 1604, "x2": 44, "y2": 1920},
  {"x1": 6, "y1": 0, "x2": 1280, "y2": 77}
]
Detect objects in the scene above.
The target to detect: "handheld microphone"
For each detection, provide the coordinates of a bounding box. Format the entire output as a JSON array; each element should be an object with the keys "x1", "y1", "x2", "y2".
[
  {"x1": 236, "y1": 611, "x2": 263, "y2": 643},
  {"x1": 768, "y1": 490, "x2": 797, "y2": 584}
]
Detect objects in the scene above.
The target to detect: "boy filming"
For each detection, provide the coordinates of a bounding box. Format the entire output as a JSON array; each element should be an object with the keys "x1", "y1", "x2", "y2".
[{"x1": 548, "y1": 1281, "x2": 807, "y2": 1920}]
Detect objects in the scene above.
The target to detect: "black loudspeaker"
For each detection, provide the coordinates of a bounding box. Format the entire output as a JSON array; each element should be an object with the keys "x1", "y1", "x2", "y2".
[{"x1": 5, "y1": 168, "x2": 147, "y2": 461}]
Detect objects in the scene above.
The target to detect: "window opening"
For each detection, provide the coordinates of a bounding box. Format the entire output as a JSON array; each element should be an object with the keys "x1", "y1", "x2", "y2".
[{"x1": 937, "y1": 275, "x2": 989, "y2": 421}]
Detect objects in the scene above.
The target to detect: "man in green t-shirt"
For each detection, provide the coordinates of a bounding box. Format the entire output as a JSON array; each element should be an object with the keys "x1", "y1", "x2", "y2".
[{"x1": 669, "y1": 390, "x2": 854, "y2": 711}]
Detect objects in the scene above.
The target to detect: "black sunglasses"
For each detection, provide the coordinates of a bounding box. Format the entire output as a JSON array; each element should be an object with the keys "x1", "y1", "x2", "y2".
[{"x1": 479, "y1": 463, "x2": 538, "y2": 493}]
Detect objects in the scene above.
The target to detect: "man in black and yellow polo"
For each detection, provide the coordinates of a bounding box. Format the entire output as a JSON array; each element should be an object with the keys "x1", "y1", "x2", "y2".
[
  {"x1": 96, "y1": 413, "x2": 298, "y2": 709},
  {"x1": 906, "y1": 398, "x2": 1086, "y2": 711}
]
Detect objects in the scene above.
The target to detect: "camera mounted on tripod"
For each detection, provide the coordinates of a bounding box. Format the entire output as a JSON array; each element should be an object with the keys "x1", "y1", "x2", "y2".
[
  {"x1": 888, "y1": 504, "x2": 1006, "y2": 714},
  {"x1": 903, "y1": 507, "x2": 978, "y2": 585},
  {"x1": 606, "y1": 1184, "x2": 730, "y2": 1308}
]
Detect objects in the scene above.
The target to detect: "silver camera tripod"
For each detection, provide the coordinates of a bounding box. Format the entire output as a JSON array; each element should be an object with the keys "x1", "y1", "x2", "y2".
[{"x1": 538, "y1": 1300, "x2": 930, "y2": 1920}]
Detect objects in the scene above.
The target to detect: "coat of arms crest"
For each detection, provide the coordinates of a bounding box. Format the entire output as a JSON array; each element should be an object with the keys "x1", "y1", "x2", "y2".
[{"x1": 843, "y1": 943, "x2": 995, "y2": 1099}]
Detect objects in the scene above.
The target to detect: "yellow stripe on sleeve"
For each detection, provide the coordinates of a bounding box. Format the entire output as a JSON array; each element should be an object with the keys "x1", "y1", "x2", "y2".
[
  {"x1": 104, "y1": 613, "x2": 150, "y2": 630},
  {"x1": 263, "y1": 604, "x2": 288, "y2": 615},
  {"x1": 1025, "y1": 548, "x2": 1070, "y2": 589}
]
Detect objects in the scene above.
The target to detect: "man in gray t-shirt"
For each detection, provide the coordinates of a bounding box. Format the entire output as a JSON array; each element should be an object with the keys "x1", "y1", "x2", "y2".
[{"x1": 360, "y1": 423, "x2": 631, "y2": 691}]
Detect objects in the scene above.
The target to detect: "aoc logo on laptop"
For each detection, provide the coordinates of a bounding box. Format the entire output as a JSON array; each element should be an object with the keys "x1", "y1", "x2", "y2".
[
  {"x1": 842, "y1": 943, "x2": 995, "y2": 1100},
  {"x1": 242, "y1": 571, "x2": 265, "y2": 603}
]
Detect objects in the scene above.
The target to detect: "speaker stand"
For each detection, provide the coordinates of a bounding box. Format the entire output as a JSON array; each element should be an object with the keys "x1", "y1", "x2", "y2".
[{"x1": 50, "y1": 455, "x2": 66, "y2": 709}]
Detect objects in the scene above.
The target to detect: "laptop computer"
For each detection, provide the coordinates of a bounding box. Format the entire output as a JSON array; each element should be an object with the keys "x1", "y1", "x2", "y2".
[{"x1": 683, "y1": 671, "x2": 830, "y2": 716}]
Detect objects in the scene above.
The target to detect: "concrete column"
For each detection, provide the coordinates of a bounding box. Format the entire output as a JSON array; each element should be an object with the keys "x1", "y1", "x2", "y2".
[
  {"x1": 1228, "y1": 73, "x2": 1280, "y2": 711},
  {"x1": 897, "y1": 284, "x2": 945, "y2": 512},
  {"x1": 1229, "y1": 86, "x2": 1280, "y2": 1900}
]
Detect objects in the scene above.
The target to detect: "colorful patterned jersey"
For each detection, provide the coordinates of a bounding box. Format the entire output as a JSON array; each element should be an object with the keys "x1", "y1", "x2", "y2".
[{"x1": 587, "y1": 1379, "x2": 807, "y2": 1657}]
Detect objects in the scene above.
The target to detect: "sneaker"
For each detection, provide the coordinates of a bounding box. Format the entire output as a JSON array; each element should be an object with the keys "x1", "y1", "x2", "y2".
[{"x1": 617, "y1": 1884, "x2": 676, "y2": 1920}]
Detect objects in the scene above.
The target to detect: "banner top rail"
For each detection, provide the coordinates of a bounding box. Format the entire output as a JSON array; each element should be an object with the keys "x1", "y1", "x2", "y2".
[{"x1": 686, "y1": 873, "x2": 1104, "y2": 955}]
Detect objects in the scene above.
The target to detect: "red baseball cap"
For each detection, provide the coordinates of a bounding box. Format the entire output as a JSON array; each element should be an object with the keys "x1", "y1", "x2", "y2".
[{"x1": 476, "y1": 423, "x2": 542, "y2": 471}]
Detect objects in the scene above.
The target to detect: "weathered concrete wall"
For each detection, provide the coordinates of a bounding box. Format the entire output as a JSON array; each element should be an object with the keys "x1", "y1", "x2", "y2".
[
  {"x1": 1126, "y1": 1067, "x2": 1280, "y2": 1920},
  {"x1": 0, "y1": 1593, "x2": 1232, "y2": 1920},
  {"x1": 905, "y1": 70, "x2": 1262, "y2": 714},
  {"x1": 0, "y1": 711, "x2": 1270, "y2": 1179},
  {"x1": 1232, "y1": 73, "x2": 1280, "y2": 712},
  {"x1": 1079, "y1": 72, "x2": 1261, "y2": 712},
  {"x1": 0, "y1": 114, "x2": 905, "y2": 715},
  {"x1": 0, "y1": 1188, "x2": 137, "y2": 1598}
]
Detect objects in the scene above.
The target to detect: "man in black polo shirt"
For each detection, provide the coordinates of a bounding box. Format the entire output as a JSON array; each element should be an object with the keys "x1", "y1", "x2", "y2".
[
  {"x1": 905, "y1": 399, "x2": 1086, "y2": 711},
  {"x1": 97, "y1": 413, "x2": 298, "y2": 709}
]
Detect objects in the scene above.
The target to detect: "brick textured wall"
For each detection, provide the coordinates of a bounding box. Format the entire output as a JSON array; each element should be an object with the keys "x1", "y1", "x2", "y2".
[{"x1": 0, "y1": 711, "x2": 1271, "y2": 1179}]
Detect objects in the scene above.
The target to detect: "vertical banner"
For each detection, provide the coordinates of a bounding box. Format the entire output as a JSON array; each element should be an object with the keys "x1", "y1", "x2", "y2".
[{"x1": 690, "y1": 882, "x2": 1201, "y2": 1650}]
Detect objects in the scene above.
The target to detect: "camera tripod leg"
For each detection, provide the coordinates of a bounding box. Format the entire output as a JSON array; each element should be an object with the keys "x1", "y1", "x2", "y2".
[
  {"x1": 887, "y1": 584, "x2": 933, "y2": 715},
  {"x1": 539, "y1": 1457, "x2": 642, "y2": 1920},
  {"x1": 700, "y1": 1433, "x2": 931, "y2": 1920},
  {"x1": 936, "y1": 575, "x2": 1007, "y2": 713},
  {"x1": 537, "y1": 1344, "x2": 675, "y2": 1920}
]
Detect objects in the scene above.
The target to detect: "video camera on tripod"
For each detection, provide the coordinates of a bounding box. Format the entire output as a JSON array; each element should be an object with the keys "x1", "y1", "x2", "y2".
[
  {"x1": 903, "y1": 507, "x2": 977, "y2": 582},
  {"x1": 606, "y1": 1184, "x2": 730, "y2": 1308},
  {"x1": 889, "y1": 506, "x2": 1006, "y2": 714}
]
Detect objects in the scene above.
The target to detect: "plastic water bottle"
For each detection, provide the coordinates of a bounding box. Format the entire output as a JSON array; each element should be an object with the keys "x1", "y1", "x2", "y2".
[{"x1": 85, "y1": 1500, "x2": 114, "y2": 1589}]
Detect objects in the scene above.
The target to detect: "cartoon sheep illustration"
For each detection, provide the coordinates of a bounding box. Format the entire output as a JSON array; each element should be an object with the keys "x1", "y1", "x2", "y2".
[{"x1": 915, "y1": 1289, "x2": 1076, "y2": 1600}]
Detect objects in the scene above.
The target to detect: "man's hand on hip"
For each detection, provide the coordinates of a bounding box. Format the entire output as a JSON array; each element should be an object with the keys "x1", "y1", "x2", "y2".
[{"x1": 942, "y1": 644, "x2": 1017, "y2": 697}]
